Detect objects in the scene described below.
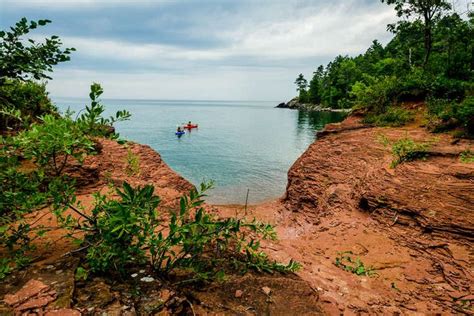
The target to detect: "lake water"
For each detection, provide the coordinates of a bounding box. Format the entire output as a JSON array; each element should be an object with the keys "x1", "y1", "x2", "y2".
[{"x1": 54, "y1": 98, "x2": 346, "y2": 204}]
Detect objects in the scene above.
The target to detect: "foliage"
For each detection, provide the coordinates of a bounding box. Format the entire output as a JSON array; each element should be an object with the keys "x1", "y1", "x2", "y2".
[
  {"x1": 14, "y1": 114, "x2": 95, "y2": 176},
  {"x1": 427, "y1": 97, "x2": 474, "y2": 133},
  {"x1": 335, "y1": 251, "x2": 376, "y2": 276},
  {"x1": 76, "y1": 83, "x2": 131, "y2": 138},
  {"x1": 125, "y1": 148, "x2": 141, "y2": 176},
  {"x1": 460, "y1": 150, "x2": 474, "y2": 163},
  {"x1": 391, "y1": 137, "x2": 430, "y2": 167},
  {"x1": 294, "y1": 74, "x2": 309, "y2": 103},
  {"x1": 61, "y1": 181, "x2": 300, "y2": 280},
  {"x1": 351, "y1": 76, "x2": 399, "y2": 113},
  {"x1": 0, "y1": 17, "x2": 75, "y2": 82},
  {"x1": 0, "y1": 137, "x2": 69, "y2": 279},
  {"x1": 363, "y1": 106, "x2": 414, "y2": 127},
  {"x1": 0, "y1": 79, "x2": 56, "y2": 131},
  {"x1": 289, "y1": 2, "x2": 472, "y2": 132},
  {"x1": 149, "y1": 182, "x2": 300, "y2": 279}
]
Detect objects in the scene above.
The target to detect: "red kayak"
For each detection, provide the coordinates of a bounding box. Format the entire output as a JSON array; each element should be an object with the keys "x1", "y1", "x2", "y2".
[{"x1": 184, "y1": 124, "x2": 198, "y2": 129}]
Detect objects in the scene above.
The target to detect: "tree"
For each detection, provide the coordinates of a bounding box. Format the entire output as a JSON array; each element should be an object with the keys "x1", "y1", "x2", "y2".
[
  {"x1": 294, "y1": 73, "x2": 309, "y2": 102},
  {"x1": 382, "y1": 0, "x2": 451, "y2": 67},
  {"x1": 294, "y1": 73, "x2": 308, "y2": 92},
  {"x1": 0, "y1": 18, "x2": 75, "y2": 83},
  {"x1": 308, "y1": 66, "x2": 324, "y2": 104}
]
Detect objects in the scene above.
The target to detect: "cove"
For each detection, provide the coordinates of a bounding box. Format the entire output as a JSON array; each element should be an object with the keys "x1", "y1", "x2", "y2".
[{"x1": 55, "y1": 98, "x2": 346, "y2": 204}]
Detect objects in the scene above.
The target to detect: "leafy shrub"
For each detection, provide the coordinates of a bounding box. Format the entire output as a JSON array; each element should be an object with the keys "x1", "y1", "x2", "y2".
[
  {"x1": 427, "y1": 96, "x2": 474, "y2": 134},
  {"x1": 396, "y1": 68, "x2": 432, "y2": 101},
  {"x1": 15, "y1": 114, "x2": 95, "y2": 176},
  {"x1": 0, "y1": 139, "x2": 55, "y2": 279},
  {"x1": 76, "y1": 83, "x2": 131, "y2": 138},
  {"x1": 351, "y1": 76, "x2": 399, "y2": 113},
  {"x1": 335, "y1": 251, "x2": 376, "y2": 276},
  {"x1": 460, "y1": 150, "x2": 474, "y2": 163},
  {"x1": 63, "y1": 182, "x2": 300, "y2": 279},
  {"x1": 149, "y1": 182, "x2": 300, "y2": 279},
  {"x1": 0, "y1": 18, "x2": 75, "y2": 82},
  {"x1": 430, "y1": 76, "x2": 470, "y2": 100},
  {"x1": 363, "y1": 106, "x2": 414, "y2": 127},
  {"x1": 391, "y1": 137, "x2": 429, "y2": 167},
  {"x1": 0, "y1": 80, "x2": 56, "y2": 131}
]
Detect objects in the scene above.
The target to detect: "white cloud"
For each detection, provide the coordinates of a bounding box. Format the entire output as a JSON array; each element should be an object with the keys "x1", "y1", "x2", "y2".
[
  {"x1": 49, "y1": 2, "x2": 395, "y2": 65},
  {"x1": 10, "y1": 0, "x2": 399, "y2": 100}
]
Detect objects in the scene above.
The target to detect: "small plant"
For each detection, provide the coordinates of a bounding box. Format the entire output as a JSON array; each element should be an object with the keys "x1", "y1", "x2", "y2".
[
  {"x1": 59, "y1": 181, "x2": 300, "y2": 280},
  {"x1": 0, "y1": 138, "x2": 60, "y2": 279},
  {"x1": 390, "y1": 137, "x2": 429, "y2": 167},
  {"x1": 125, "y1": 148, "x2": 140, "y2": 176},
  {"x1": 76, "y1": 83, "x2": 131, "y2": 138},
  {"x1": 335, "y1": 251, "x2": 376, "y2": 276},
  {"x1": 460, "y1": 150, "x2": 474, "y2": 163},
  {"x1": 363, "y1": 106, "x2": 414, "y2": 127},
  {"x1": 14, "y1": 114, "x2": 95, "y2": 176}
]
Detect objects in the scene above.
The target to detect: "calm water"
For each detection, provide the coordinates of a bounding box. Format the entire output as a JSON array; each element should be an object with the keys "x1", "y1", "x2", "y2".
[{"x1": 54, "y1": 98, "x2": 345, "y2": 204}]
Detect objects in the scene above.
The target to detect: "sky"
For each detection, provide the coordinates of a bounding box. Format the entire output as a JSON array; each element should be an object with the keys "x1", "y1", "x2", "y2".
[{"x1": 0, "y1": 0, "x2": 466, "y2": 101}]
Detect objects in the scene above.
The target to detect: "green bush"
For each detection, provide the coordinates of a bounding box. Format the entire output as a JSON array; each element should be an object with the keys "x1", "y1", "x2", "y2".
[
  {"x1": 351, "y1": 76, "x2": 399, "y2": 113},
  {"x1": 15, "y1": 114, "x2": 95, "y2": 176},
  {"x1": 64, "y1": 182, "x2": 300, "y2": 280},
  {"x1": 391, "y1": 137, "x2": 429, "y2": 167},
  {"x1": 396, "y1": 68, "x2": 431, "y2": 101},
  {"x1": 0, "y1": 138, "x2": 63, "y2": 279},
  {"x1": 76, "y1": 83, "x2": 131, "y2": 138},
  {"x1": 363, "y1": 106, "x2": 414, "y2": 127},
  {"x1": 0, "y1": 79, "x2": 56, "y2": 130},
  {"x1": 427, "y1": 96, "x2": 474, "y2": 134}
]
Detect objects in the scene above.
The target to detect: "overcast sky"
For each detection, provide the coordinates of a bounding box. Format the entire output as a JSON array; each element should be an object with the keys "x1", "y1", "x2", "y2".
[{"x1": 0, "y1": 0, "x2": 420, "y2": 100}]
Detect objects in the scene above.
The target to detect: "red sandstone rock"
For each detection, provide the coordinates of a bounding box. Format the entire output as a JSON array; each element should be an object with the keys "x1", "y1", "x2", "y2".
[
  {"x1": 3, "y1": 280, "x2": 49, "y2": 307},
  {"x1": 15, "y1": 295, "x2": 56, "y2": 311}
]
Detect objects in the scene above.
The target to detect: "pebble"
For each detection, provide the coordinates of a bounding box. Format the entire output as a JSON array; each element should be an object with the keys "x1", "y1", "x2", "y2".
[
  {"x1": 262, "y1": 287, "x2": 271, "y2": 295},
  {"x1": 140, "y1": 276, "x2": 154, "y2": 283},
  {"x1": 131, "y1": 273, "x2": 138, "y2": 278},
  {"x1": 235, "y1": 290, "x2": 243, "y2": 298}
]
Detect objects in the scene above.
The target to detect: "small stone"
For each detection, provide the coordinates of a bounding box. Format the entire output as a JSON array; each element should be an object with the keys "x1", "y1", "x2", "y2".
[
  {"x1": 160, "y1": 289, "x2": 172, "y2": 302},
  {"x1": 140, "y1": 276, "x2": 154, "y2": 283},
  {"x1": 262, "y1": 287, "x2": 271, "y2": 295},
  {"x1": 131, "y1": 273, "x2": 138, "y2": 278},
  {"x1": 139, "y1": 270, "x2": 146, "y2": 274},
  {"x1": 235, "y1": 290, "x2": 243, "y2": 298}
]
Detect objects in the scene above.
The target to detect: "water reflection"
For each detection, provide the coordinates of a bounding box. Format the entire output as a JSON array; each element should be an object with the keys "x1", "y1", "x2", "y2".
[{"x1": 296, "y1": 110, "x2": 347, "y2": 137}]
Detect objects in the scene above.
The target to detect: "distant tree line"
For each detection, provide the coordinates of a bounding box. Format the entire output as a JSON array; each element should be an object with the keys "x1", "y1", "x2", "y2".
[{"x1": 293, "y1": 0, "x2": 473, "y2": 134}]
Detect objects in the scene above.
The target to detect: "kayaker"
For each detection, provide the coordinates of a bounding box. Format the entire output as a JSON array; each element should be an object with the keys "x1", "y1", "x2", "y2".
[
  {"x1": 177, "y1": 126, "x2": 183, "y2": 132},
  {"x1": 187, "y1": 121, "x2": 192, "y2": 127}
]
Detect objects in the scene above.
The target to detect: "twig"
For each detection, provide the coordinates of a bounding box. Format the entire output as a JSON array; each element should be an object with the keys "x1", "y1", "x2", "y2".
[
  {"x1": 61, "y1": 245, "x2": 90, "y2": 257},
  {"x1": 68, "y1": 203, "x2": 94, "y2": 222},
  {"x1": 186, "y1": 299, "x2": 196, "y2": 316}
]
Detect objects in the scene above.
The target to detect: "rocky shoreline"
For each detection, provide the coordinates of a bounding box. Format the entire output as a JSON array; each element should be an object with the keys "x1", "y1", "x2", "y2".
[
  {"x1": 1, "y1": 115, "x2": 473, "y2": 314},
  {"x1": 276, "y1": 97, "x2": 351, "y2": 112}
]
